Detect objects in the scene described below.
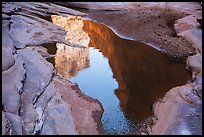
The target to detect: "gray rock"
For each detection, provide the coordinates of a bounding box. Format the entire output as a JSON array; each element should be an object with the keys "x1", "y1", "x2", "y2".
[
  {"x1": 40, "y1": 92, "x2": 79, "y2": 135},
  {"x1": 5, "y1": 112, "x2": 24, "y2": 135},
  {"x1": 2, "y1": 20, "x2": 15, "y2": 53},
  {"x1": 2, "y1": 57, "x2": 25, "y2": 114},
  {"x1": 17, "y1": 47, "x2": 53, "y2": 134},
  {"x1": 2, "y1": 111, "x2": 11, "y2": 135},
  {"x1": 179, "y1": 28, "x2": 202, "y2": 53},
  {"x1": 2, "y1": 47, "x2": 15, "y2": 71},
  {"x1": 186, "y1": 53, "x2": 202, "y2": 78},
  {"x1": 33, "y1": 82, "x2": 57, "y2": 134},
  {"x1": 10, "y1": 14, "x2": 68, "y2": 49}
]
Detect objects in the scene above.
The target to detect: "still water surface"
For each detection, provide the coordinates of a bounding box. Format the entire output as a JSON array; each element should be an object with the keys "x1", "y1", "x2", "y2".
[{"x1": 45, "y1": 19, "x2": 191, "y2": 134}]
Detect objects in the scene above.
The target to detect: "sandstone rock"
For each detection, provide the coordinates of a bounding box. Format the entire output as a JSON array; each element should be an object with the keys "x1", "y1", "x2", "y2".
[
  {"x1": 2, "y1": 111, "x2": 11, "y2": 135},
  {"x1": 17, "y1": 47, "x2": 53, "y2": 134},
  {"x1": 33, "y1": 82, "x2": 57, "y2": 134},
  {"x1": 9, "y1": 14, "x2": 68, "y2": 49},
  {"x1": 40, "y1": 92, "x2": 79, "y2": 135},
  {"x1": 14, "y1": 2, "x2": 87, "y2": 16},
  {"x1": 178, "y1": 28, "x2": 202, "y2": 53},
  {"x1": 174, "y1": 15, "x2": 200, "y2": 34},
  {"x1": 53, "y1": 76, "x2": 103, "y2": 135},
  {"x1": 2, "y1": 57, "x2": 25, "y2": 114},
  {"x1": 5, "y1": 112, "x2": 24, "y2": 135},
  {"x1": 2, "y1": 20, "x2": 15, "y2": 53},
  {"x1": 186, "y1": 53, "x2": 202, "y2": 78},
  {"x1": 54, "y1": 2, "x2": 138, "y2": 10},
  {"x1": 150, "y1": 84, "x2": 202, "y2": 135},
  {"x1": 28, "y1": 46, "x2": 51, "y2": 58},
  {"x1": 2, "y1": 47, "x2": 15, "y2": 71}
]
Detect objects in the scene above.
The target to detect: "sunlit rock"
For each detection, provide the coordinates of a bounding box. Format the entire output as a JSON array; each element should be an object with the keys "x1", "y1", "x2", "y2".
[{"x1": 9, "y1": 14, "x2": 68, "y2": 49}]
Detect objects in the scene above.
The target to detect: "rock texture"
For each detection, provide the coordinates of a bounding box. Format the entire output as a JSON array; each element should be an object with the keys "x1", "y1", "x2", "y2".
[
  {"x1": 2, "y1": 2, "x2": 202, "y2": 135},
  {"x1": 2, "y1": 2, "x2": 103, "y2": 135},
  {"x1": 149, "y1": 3, "x2": 202, "y2": 135}
]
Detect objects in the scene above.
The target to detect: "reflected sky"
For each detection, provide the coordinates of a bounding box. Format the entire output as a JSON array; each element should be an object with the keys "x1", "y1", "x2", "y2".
[{"x1": 69, "y1": 47, "x2": 131, "y2": 134}]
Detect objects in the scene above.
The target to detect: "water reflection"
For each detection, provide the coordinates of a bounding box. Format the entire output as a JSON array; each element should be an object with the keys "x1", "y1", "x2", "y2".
[
  {"x1": 82, "y1": 19, "x2": 191, "y2": 123},
  {"x1": 49, "y1": 15, "x2": 90, "y2": 78},
  {"x1": 46, "y1": 16, "x2": 191, "y2": 134},
  {"x1": 55, "y1": 43, "x2": 90, "y2": 78}
]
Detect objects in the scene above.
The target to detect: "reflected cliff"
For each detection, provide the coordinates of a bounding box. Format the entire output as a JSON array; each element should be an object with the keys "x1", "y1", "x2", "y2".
[
  {"x1": 82, "y1": 19, "x2": 191, "y2": 122},
  {"x1": 55, "y1": 43, "x2": 90, "y2": 78},
  {"x1": 47, "y1": 15, "x2": 90, "y2": 78},
  {"x1": 45, "y1": 16, "x2": 191, "y2": 134}
]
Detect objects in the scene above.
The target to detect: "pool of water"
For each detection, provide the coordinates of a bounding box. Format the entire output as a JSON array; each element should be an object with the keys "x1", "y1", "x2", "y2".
[{"x1": 44, "y1": 18, "x2": 191, "y2": 135}]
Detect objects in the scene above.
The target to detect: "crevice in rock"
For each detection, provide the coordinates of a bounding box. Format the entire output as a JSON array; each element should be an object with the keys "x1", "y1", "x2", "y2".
[
  {"x1": 32, "y1": 74, "x2": 57, "y2": 135},
  {"x1": 32, "y1": 73, "x2": 54, "y2": 106},
  {"x1": 18, "y1": 62, "x2": 26, "y2": 116}
]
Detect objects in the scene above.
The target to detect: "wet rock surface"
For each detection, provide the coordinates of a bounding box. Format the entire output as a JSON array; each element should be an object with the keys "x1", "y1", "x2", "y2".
[{"x1": 2, "y1": 2, "x2": 202, "y2": 135}]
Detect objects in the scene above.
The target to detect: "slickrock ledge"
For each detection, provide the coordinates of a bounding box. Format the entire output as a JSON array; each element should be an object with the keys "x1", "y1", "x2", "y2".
[
  {"x1": 149, "y1": 3, "x2": 202, "y2": 135},
  {"x1": 2, "y1": 2, "x2": 103, "y2": 135},
  {"x1": 2, "y1": 2, "x2": 202, "y2": 135}
]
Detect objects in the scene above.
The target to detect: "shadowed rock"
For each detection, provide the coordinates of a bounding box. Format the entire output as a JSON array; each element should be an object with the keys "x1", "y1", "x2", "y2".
[
  {"x1": 53, "y1": 76, "x2": 103, "y2": 135},
  {"x1": 17, "y1": 47, "x2": 53, "y2": 134},
  {"x1": 40, "y1": 92, "x2": 79, "y2": 135},
  {"x1": 2, "y1": 57, "x2": 25, "y2": 114},
  {"x1": 5, "y1": 112, "x2": 24, "y2": 135},
  {"x1": 2, "y1": 111, "x2": 11, "y2": 135},
  {"x1": 33, "y1": 82, "x2": 57, "y2": 134},
  {"x1": 2, "y1": 20, "x2": 15, "y2": 53},
  {"x1": 2, "y1": 47, "x2": 15, "y2": 71}
]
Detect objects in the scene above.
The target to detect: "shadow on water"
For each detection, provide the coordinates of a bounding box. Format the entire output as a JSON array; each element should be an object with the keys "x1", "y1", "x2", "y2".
[{"x1": 43, "y1": 18, "x2": 191, "y2": 134}]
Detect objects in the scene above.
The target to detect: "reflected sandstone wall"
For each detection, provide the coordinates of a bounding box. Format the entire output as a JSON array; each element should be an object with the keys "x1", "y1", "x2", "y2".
[
  {"x1": 51, "y1": 15, "x2": 90, "y2": 78},
  {"x1": 82, "y1": 19, "x2": 191, "y2": 122}
]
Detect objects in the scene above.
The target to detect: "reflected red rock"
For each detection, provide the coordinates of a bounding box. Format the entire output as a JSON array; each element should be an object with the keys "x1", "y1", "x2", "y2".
[
  {"x1": 50, "y1": 15, "x2": 90, "y2": 78},
  {"x1": 82, "y1": 19, "x2": 191, "y2": 122},
  {"x1": 55, "y1": 44, "x2": 90, "y2": 78},
  {"x1": 48, "y1": 15, "x2": 191, "y2": 133}
]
